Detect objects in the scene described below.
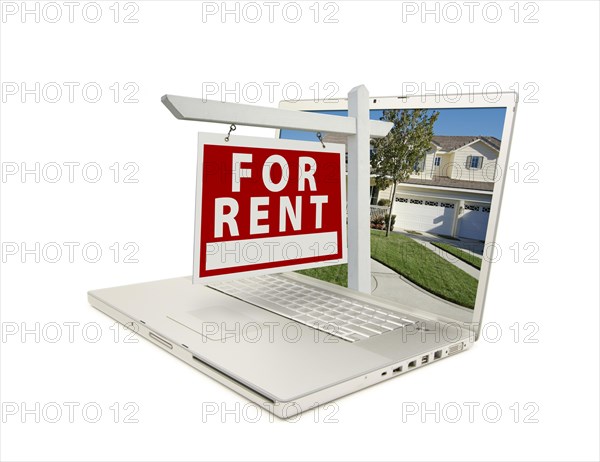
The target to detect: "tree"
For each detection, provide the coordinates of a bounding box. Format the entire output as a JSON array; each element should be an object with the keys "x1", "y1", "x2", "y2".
[{"x1": 371, "y1": 109, "x2": 439, "y2": 236}]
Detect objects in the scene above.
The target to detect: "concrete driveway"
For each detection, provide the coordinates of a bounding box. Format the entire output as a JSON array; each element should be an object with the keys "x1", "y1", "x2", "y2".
[{"x1": 395, "y1": 229, "x2": 485, "y2": 255}]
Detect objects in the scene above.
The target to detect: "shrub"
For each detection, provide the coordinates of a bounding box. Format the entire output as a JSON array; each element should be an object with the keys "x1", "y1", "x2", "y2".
[
  {"x1": 371, "y1": 214, "x2": 396, "y2": 231},
  {"x1": 370, "y1": 215, "x2": 385, "y2": 230},
  {"x1": 377, "y1": 198, "x2": 391, "y2": 207}
]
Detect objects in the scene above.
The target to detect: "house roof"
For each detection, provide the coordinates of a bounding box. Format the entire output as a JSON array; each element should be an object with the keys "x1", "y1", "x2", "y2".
[
  {"x1": 322, "y1": 132, "x2": 350, "y2": 146},
  {"x1": 323, "y1": 133, "x2": 501, "y2": 152},
  {"x1": 324, "y1": 133, "x2": 498, "y2": 192},
  {"x1": 432, "y1": 135, "x2": 501, "y2": 152},
  {"x1": 402, "y1": 176, "x2": 495, "y2": 191}
]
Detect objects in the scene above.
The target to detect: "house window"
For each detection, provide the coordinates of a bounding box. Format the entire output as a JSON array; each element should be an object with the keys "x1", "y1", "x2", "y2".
[
  {"x1": 370, "y1": 186, "x2": 380, "y2": 206},
  {"x1": 468, "y1": 156, "x2": 483, "y2": 169},
  {"x1": 434, "y1": 157, "x2": 441, "y2": 167},
  {"x1": 413, "y1": 156, "x2": 426, "y2": 173}
]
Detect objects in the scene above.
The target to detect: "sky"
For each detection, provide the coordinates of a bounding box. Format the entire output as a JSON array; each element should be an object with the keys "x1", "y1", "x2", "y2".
[{"x1": 280, "y1": 107, "x2": 507, "y2": 141}]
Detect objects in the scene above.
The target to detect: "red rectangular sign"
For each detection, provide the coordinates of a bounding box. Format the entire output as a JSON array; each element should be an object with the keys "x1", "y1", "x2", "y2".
[{"x1": 193, "y1": 133, "x2": 347, "y2": 283}]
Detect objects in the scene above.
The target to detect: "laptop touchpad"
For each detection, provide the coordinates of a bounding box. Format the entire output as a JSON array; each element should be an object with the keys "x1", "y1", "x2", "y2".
[{"x1": 168, "y1": 305, "x2": 266, "y2": 342}]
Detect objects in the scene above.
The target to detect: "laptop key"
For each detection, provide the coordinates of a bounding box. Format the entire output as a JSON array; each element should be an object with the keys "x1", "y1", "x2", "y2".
[
  {"x1": 318, "y1": 315, "x2": 336, "y2": 322},
  {"x1": 296, "y1": 307, "x2": 312, "y2": 313},
  {"x1": 361, "y1": 323, "x2": 385, "y2": 334},
  {"x1": 386, "y1": 312, "x2": 403, "y2": 320},
  {"x1": 322, "y1": 310, "x2": 339, "y2": 316},
  {"x1": 344, "y1": 324, "x2": 376, "y2": 337},
  {"x1": 371, "y1": 312, "x2": 389, "y2": 321}
]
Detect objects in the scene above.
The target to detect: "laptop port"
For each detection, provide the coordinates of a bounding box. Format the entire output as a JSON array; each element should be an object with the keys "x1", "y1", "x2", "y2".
[
  {"x1": 421, "y1": 355, "x2": 429, "y2": 365},
  {"x1": 393, "y1": 366, "x2": 402, "y2": 373},
  {"x1": 381, "y1": 371, "x2": 387, "y2": 376},
  {"x1": 408, "y1": 360, "x2": 417, "y2": 369},
  {"x1": 149, "y1": 332, "x2": 173, "y2": 350},
  {"x1": 448, "y1": 343, "x2": 464, "y2": 355},
  {"x1": 434, "y1": 350, "x2": 442, "y2": 360}
]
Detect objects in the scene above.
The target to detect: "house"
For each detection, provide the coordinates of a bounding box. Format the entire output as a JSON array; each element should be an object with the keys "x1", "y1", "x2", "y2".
[
  {"x1": 377, "y1": 135, "x2": 501, "y2": 241},
  {"x1": 323, "y1": 133, "x2": 501, "y2": 241}
]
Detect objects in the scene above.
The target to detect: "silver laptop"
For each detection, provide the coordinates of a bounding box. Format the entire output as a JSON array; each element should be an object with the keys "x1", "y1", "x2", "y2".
[{"x1": 88, "y1": 91, "x2": 518, "y2": 419}]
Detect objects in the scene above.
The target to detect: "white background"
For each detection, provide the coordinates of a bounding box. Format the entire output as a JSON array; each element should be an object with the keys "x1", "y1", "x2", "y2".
[{"x1": 1, "y1": 1, "x2": 598, "y2": 461}]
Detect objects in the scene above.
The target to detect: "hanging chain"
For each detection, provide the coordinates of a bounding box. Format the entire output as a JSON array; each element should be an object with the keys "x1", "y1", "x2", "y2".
[{"x1": 224, "y1": 124, "x2": 237, "y2": 142}]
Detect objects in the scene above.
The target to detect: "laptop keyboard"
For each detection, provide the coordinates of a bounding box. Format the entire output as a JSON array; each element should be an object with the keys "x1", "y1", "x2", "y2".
[{"x1": 208, "y1": 274, "x2": 420, "y2": 342}]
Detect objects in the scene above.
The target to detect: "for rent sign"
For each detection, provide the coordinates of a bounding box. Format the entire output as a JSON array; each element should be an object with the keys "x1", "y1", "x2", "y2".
[{"x1": 194, "y1": 133, "x2": 347, "y2": 283}]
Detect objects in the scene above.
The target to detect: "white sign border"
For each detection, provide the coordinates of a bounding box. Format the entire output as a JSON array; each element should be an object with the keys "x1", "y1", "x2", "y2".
[{"x1": 193, "y1": 132, "x2": 348, "y2": 284}]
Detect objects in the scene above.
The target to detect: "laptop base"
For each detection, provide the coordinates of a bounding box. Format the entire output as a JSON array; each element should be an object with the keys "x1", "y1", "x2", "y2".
[{"x1": 88, "y1": 276, "x2": 472, "y2": 419}]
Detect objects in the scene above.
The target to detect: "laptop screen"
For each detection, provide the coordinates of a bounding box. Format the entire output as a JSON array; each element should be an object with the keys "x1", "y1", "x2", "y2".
[{"x1": 279, "y1": 103, "x2": 511, "y2": 325}]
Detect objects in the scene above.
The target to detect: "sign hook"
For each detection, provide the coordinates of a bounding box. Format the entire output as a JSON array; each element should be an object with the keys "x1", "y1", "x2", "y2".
[
  {"x1": 316, "y1": 132, "x2": 326, "y2": 149},
  {"x1": 224, "y1": 124, "x2": 237, "y2": 142}
]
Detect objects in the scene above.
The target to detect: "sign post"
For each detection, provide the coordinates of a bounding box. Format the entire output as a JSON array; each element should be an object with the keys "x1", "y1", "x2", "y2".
[
  {"x1": 162, "y1": 85, "x2": 392, "y2": 293},
  {"x1": 347, "y1": 85, "x2": 372, "y2": 293}
]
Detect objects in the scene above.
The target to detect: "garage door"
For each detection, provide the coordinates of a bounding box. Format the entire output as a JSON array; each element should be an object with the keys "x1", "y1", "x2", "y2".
[
  {"x1": 458, "y1": 202, "x2": 491, "y2": 240},
  {"x1": 392, "y1": 196, "x2": 456, "y2": 235}
]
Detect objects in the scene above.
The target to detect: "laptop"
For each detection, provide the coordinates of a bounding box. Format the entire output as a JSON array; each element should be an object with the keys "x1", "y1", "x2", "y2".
[{"x1": 88, "y1": 91, "x2": 518, "y2": 419}]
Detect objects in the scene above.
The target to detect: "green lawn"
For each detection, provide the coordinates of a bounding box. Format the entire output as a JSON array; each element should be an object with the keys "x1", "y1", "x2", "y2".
[
  {"x1": 431, "y1": 241, "x2": 482, "y2": 270},
  {"x1": 296, "y1": 264, "x2": 348, "y2": 288},
  {"x1": 296, "y1": 230, "x2": 477, "y2": 308}
]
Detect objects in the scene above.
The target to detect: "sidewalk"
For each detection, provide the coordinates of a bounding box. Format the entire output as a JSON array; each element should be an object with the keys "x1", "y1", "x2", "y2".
[{"x1": 410, "y1": 238, "x2": 480, "y2": 279}]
